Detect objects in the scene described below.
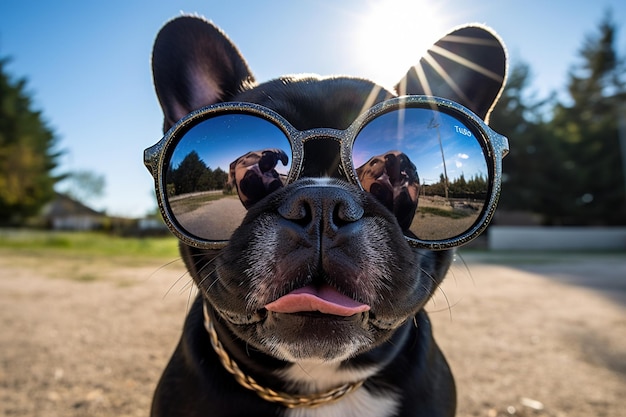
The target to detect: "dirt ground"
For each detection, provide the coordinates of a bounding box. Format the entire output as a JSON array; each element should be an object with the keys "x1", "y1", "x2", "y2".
[{"x1": 0, "y1": 249, "x2": 624, "y2": 417}]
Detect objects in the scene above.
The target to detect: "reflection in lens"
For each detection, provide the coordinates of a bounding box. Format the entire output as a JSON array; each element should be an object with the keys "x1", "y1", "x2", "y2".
[
  {"x1": 354, "y1": 108, "x2": 488, "y2": 241},
  {"x1": 164, "y1": 113, "x2": 291, "y2": 241},
  {"x1": 356, "y1": 150, "x2": 420, "y2": 231}
]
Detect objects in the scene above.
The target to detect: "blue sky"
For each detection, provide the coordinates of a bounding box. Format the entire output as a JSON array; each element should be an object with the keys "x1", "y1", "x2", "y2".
[{"x1": 1, "y1": 0, "x2": 624, "y2": 217}]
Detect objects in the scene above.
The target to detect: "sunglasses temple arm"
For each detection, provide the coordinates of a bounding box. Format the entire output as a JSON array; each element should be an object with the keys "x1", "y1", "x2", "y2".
[
  {"x1": 143, "y1": 144, "x2": 161, "y2": 177},
  {"x1": 494, "y1": 133, "x2": 509, "y2": 158}
]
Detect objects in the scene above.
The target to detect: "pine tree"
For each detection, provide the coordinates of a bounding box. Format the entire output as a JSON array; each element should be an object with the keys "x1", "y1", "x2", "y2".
[
  {"x1": 488, "y1": 61, "x2": 563, "y2": 221},
  {"x1": 0, "y1": 58, "x2": 62, "y2": 225},
  {"x1": 551, "y1": 11, "x2": 626, "y2": 224}
]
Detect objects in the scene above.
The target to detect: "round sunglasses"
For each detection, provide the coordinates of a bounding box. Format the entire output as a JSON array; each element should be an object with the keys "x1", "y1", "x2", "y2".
[{"x1": 144, "y1": 95, "x2": 509, "y2": 250}]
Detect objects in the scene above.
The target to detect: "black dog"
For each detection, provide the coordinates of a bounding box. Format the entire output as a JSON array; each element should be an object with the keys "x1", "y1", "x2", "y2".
[{"x1": 149, "y1": 15, "x2": 506, "y2": 417}]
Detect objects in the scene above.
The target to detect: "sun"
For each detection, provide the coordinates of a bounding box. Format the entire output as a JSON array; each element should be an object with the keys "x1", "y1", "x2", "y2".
[{"x1": 352, "y1": 0, "x2": 452, "y2": 90}]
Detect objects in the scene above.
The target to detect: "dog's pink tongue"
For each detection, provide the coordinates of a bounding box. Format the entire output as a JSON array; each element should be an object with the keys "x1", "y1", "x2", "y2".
[{"x1": 265, "y1": 284, "x2": 370, "y2": 316}]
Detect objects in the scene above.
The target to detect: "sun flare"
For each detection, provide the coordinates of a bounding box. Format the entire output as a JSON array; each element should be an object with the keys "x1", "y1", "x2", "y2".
[{"x1": 353, "y1": 0, "x2": 452, "y2": 90}]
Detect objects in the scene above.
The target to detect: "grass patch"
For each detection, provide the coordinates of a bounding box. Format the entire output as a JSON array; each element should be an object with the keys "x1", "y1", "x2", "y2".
[
  {"x1": 417, "y1": 206, "x2": 472, "y2": 219},
  {"x1": 0, "y1": 229, "x2": 183, "y2": 284},
  {"x1": 0, "y1": 229, "x2": 180, "y2": 260}
]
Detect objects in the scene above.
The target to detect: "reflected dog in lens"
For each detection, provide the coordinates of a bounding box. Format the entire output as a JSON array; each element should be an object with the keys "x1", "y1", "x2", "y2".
[{"x1": 228, "y1": 148, "x2": 289, "y2": 209}]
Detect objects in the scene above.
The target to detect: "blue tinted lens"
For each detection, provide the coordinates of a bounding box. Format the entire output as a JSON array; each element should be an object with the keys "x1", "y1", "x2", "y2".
[
  {"x1": 353, "y1": 108, "x2": 489, "y2": 241},
  {"x1": 165, "y1": 113, "x2": 292, "y2": 241}
]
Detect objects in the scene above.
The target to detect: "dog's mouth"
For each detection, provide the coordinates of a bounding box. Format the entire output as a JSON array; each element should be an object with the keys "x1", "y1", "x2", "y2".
[
  {"x1": 213, "y1": 282, "x2": 373, "y2": 327},
  {"x1": 212, "y1": 283, "x2": 405, "y2": 362},
  {"x1": 216, "y1": 284, "x2": 406, "y2": 331},
  {"x1": 214, "y1": 285, "x2": 370, "y2": 325},
  {"x1": 264, "y1": 284, "x2": 370, "y2": 317}
]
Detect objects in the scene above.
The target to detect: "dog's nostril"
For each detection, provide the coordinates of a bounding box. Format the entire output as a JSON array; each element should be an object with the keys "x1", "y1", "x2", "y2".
[
  {"x1": 332, "y1": 204, "x2": 361, "y2": 230},
  {"x1": 285, "y1": 200, "x2": 313, "y2": 227},
  {"x1": 332, "y1": 200, "x2": 363, "y2": 225},
  {"x1": 278, "y1": 185, "x2": 364, "y2": 232},
  {"x1": 333, "y1": 206, "x2": 348, "y2": 228}
]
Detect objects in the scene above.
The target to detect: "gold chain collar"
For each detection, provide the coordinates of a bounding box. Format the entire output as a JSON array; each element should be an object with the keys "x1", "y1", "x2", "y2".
[{"x1": 202, "y1": 302, "x2": 365, "y2": 409}]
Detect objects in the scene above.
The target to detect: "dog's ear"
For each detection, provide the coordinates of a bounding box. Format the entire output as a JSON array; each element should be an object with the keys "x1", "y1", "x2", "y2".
[
  {"x1": 152, "y1": 15, "x2": 255, "y2": 131},
  {"x1": 396, "y1": 25, "x2": 507, "y2": 123}
]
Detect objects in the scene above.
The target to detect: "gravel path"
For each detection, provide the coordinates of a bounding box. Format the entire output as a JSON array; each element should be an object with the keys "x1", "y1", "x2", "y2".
[{"x1": 1, "y1": 249, "x2": 623, "y2": 416}]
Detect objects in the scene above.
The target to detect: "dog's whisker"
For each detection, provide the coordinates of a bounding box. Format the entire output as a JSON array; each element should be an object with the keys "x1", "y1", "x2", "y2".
[
  {"x1": 193, "y1": 254, "x2": 218, "y2": 281},
  {"x1": 149, "y1": 257, "x2": 185, "y2": 280},
  {"x1": 185, "y1": 281, "x2": 198, "y2": 313},
  {"x1": 428, "y1": 287, "x2": 462, "y2": 318},
  {"x1": 194, "y1": 257, "x2": 225, "y2": 300},
  {"x1": 162, "y1": 263, "x2": 193, "y2": 300},
  {"x1": 417, "y1": 265, "x2": 454, "y2": 320},
  {"x1": 434, "y1": 287, "x2": 454, "y2": 320},
  {"x1": 418, "y1": 265, "x2": 439, "y2": 289},
  {"x1": 176, "y1": 277, "x2": 196, "y2": 295},
  {"x1": 453, "y1": 252, "x2": 475, "y2": 286}
]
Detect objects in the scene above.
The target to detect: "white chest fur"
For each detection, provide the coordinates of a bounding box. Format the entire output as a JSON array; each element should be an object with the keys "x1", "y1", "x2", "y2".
[
  {"x1": 284, "y1": 389, "x2": 399, "y2": 417},
  {"x1": 279, "y1": 361, "x2": 400, "y2": 417}
]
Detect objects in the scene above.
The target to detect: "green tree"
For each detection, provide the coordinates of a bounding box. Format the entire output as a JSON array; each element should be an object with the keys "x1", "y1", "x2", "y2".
[
  {"x1": 212, "y1": 167, "x2": 228, "y2": 189},
  {"x1": 466, "y1": 174, "x2": 488, "y2": 198},
  {"x1": 488, "y1": 61, "x2": 566, "y2": 222},
  {"x1": 550, "y1": 10, "x2": 626, "y2": 224},
  {"x1": 0, "y1": 58, "x2": 62, "y2": 225},
  {"x1": 169, "y1": 151, "x2": 208, "y2": 194}
]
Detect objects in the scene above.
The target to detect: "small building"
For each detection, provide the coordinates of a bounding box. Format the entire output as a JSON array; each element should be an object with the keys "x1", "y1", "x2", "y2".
[{"x1": 41, "y1": 193, "x2": 106, "y2": 231}]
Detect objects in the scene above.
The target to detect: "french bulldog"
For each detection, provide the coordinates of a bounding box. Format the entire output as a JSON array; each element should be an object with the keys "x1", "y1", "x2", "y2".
[{"x1": 149, "y1": 15, "x2": 506, "y2": 417}]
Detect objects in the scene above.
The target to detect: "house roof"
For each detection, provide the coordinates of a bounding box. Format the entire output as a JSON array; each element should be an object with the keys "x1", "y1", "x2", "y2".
[{"x1": 41, "y1": 193, "x2": 104, "y2": 218}]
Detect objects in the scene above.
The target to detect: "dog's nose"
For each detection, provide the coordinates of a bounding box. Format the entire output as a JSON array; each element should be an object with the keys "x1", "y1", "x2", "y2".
[{"x1": 277, "y1": 185, "x2": 364, "y2": 235}]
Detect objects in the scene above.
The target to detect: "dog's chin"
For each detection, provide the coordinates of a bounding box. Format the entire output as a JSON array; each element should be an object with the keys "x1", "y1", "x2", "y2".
[
  {"x1": 259, "y1": 311, "x2": 374, "y2": 363},
  {"x1": 215, "y1": 306, "x2": 386, "y2": 363}
]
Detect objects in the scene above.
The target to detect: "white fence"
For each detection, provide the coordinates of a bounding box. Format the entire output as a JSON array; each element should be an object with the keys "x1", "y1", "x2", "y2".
[{"x1": 488, "y1": 227, "x2": 626, "y2": 251}]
